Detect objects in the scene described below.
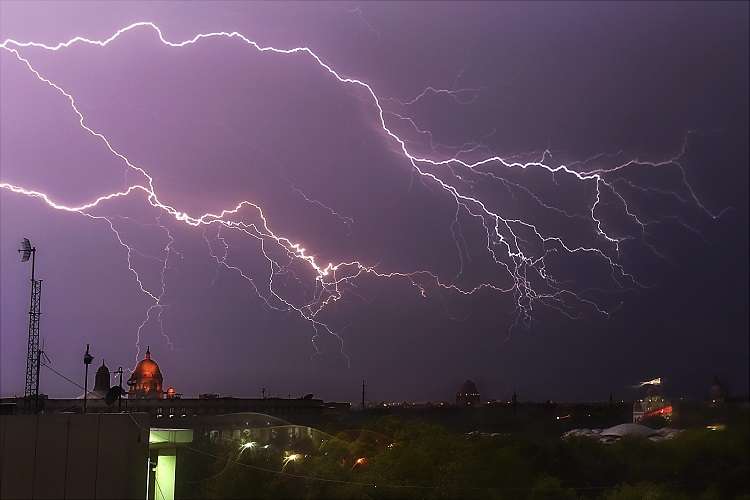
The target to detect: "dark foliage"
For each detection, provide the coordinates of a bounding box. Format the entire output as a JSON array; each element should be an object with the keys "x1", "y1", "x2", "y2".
[{"x1": 176, "y1": 415, "x2": 749, "y2": 499}]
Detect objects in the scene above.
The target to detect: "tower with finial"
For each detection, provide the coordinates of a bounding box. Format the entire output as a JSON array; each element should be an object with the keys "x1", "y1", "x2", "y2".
[
  {"x1": 93, "y1": 360, "x2": 111, "y2": 397},
  {"x1": 127, "y1": 346, "x2": 164, "y2": 399}
]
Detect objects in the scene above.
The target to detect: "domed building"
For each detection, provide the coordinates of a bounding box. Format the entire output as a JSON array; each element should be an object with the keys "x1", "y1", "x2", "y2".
[
  {"x1": 127, "y1": 347, "x2": 164, "y2": 399},
  {"x1": 456, "y1": 380, "x2": 481, "y2": 407}
]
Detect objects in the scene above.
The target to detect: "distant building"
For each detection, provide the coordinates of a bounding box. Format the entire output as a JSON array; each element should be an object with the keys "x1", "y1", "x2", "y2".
[
  {"x1": 456, "y1": 380, "x2": 480, "y2": 407},
  {"x1": 709, "y1": 376, "x2": 727, "y2": 406},
  {"x1": 633, "y1": 378, "x2": 672, "y2": 423},
  {"x1": 127, "y1": 347, "x2": 164, "y2": 399},
  {"x1": 94, "y1": 361, "x2": 111, "y2": 395},
  {"x1": 78, "y1": 360, "x2": 111, "y2": 400}
]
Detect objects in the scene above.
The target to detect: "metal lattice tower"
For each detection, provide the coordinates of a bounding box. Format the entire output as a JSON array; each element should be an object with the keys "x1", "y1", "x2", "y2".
[
  {"x1": 19, "y1": 238, "x2": 42, "y2": 401},
  {"x1": 25, "y1": 279, "x2": 42, "y2": 398}
]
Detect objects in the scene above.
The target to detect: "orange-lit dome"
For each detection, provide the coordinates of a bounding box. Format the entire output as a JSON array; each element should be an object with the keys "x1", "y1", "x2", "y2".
[{"x1": 127, "y1": 347, "x2": 164, "y2": 399}]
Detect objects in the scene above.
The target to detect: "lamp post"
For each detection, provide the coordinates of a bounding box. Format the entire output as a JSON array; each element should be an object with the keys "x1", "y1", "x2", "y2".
[
  {"x1": 115, "y1": 366, "x2": 124, "y2": 411},
  {"x1": 83, "y1": 344, "x2": 93, "y2": 413}
]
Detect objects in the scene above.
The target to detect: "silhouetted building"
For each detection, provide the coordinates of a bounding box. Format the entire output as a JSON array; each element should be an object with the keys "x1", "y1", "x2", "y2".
[
  {"x1": 94, "y1": 361, "x2": 111, "y2": 394},
  {"x1": 633, "y1": 378, "x2": 672, "y2": 423},
  {"x1": 128, "y1": 347, "x2": 164, "y2": 399},
  {"x1": 709, "y1": 376, "x2": 728, "y2": 406},
  {"x1": 456, "y1": 380, "x2": 480, "y2": 406},
  {"x1": 78, "y1": 360, "x2": 111, "y2": 400}
]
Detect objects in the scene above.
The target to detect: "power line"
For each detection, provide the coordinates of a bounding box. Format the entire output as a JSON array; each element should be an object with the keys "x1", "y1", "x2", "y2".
[{"x1": 41, "y1": 362, "x2": 84, "y2": 391}]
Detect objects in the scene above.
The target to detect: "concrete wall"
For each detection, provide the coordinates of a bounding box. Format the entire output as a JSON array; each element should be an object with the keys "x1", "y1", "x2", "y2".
[{"x1": 0, "y1": 413, "x2": 149, "y2": 500}]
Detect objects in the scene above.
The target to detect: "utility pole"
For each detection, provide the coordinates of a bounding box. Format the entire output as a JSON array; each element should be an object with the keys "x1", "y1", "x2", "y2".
[
  {"x1": 361, "y1": 379, "x2": 366, "y2": 410},
  {"x1": 115, "y1": 366, "x2": 124, "y2": 411},
  {"x1": 34, "y1": 348, "x2": 50, "y2": 413},
  {"x1": 83, "y1": 344, "x2": 93, "y2": 413},
  {"x1": 34, "y1": 347, "x2": 41, "y2": 412}
]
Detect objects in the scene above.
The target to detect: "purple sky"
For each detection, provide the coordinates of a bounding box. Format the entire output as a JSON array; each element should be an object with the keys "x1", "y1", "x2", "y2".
[{"x1": 1, "y1": 2, "x2": 748, "y2": 403}]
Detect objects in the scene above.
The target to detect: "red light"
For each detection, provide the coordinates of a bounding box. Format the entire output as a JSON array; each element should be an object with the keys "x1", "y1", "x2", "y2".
[{"x1": 643, "y1": 405, "x2": 672, "y2": 419}]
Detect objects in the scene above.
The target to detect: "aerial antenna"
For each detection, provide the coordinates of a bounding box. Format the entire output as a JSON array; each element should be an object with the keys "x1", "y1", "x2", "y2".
[
  {"x1": 83, "y1": 344, "x2": 94, "y2": 413},
  {"x1": 19, "y1": 237, "x2": 33, "y2": 262},
  {"x1": 18, "y1": 238, "x2": 42, "y2": 412}
]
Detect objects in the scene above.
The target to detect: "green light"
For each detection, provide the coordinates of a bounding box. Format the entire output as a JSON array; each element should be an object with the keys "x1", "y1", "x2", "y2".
[
  {"x1": 155, "y1": 454, "x2": 176, "y2": 500},
  {"x1": 149, "y1": 428, "x2": 193, "y2": 445},
  {"x1": 147, "y1": 428, "x2": 193, "y2": 500}
]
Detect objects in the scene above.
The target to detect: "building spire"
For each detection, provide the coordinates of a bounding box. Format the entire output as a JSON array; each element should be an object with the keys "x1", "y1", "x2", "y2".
[{"x1": 145, "y1": 346, "x2": 150, "y2": 359}]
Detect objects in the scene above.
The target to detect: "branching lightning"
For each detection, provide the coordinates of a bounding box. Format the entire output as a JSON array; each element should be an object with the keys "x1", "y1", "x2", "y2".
[
  {"x1": 290, "y1": 186, "x2": 355, "y2": 233},
  {"x1": 0, "y1": 22, "x2": 721, "y2": 363}
]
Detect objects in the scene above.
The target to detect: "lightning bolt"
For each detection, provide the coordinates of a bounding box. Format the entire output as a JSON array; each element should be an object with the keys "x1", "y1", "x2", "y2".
[
  {"x1": 347, "y1": 6, "x2": 381, "y2": 41},
  {"x1": 0, "y1": 22, "x2": 722, "y2": 363},
  {"x1": 290, "y1": 185, "x2": 355, "y2": 234},
  {"x1": 387, "y1": 85, "x2": 485, "y2": 106}
]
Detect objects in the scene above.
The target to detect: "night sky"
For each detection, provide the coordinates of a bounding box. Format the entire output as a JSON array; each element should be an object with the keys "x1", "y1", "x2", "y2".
[{"x1": 1, "y1": 2, "x2": 747, "y2": 404}]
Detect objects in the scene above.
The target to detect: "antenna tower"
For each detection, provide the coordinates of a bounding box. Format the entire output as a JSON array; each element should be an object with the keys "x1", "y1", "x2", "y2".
[{"x1": 18, "y1": 238, "x2": 42, "y2": 407}]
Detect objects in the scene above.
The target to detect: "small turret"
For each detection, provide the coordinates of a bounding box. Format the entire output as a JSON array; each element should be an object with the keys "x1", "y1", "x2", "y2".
[{"x1": 93, "y1": 360, "x2": 110, "y2": 394}]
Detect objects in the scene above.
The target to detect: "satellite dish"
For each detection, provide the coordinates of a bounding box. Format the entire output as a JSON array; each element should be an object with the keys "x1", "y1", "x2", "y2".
[
  {"x1": 105, "y1": 386, "x2": 125, "y2": 406},
  {"x1": 19, "y1": 238, "x2": 33, "y2": 262}
]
